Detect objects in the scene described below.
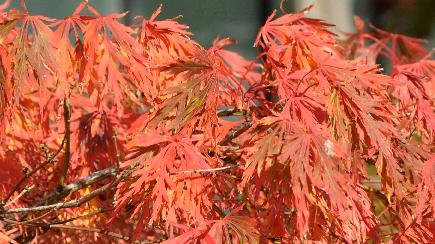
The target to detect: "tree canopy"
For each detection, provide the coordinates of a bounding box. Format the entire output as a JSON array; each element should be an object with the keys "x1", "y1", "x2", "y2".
[{"x1": 0, "y1": 1, "x2": 434, "y2": 243}]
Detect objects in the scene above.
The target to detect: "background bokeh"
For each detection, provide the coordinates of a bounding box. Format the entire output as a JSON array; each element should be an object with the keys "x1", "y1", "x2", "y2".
[{"x1": 11, "y1": 0, "x2": 435, "y2": 58}]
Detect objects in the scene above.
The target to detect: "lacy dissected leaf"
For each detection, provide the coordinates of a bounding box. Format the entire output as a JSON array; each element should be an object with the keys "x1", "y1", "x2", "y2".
[
  {"x1": 254, "y1": 5, "x2": 338, "y2": 76},
  {"x1": 79, "y1": 6, "x2": 155, "y2": 110},
  {"x1": 156, "y1": 48, "x2": 215, "y2": 90},
  {"x1": 115, "y1": 132, "x2": 219, "y2": 239},
  {"x1": 415, "y1": 155, "x2": 435, "y2": 218},
  {"x1": 343, "y1": 18, "x2": 432, "y2": 67},
  {"x1": 391, "y1": 60, "x2": 435, "y2": 141},
  {"x1": 150, "y1": 43, "x2": 251, "y2": 137},
  {"x1": 164, "y1": 214, "x2": 259, "y2": 244},
  {"x1": 241, "y1": 117, "x2": 376, "y2": 242},
  {"x1": 372, "y1": 26, "x2": 430, "y2": 65},
  {"x1": 213, "y1": 38, "x2": 261, "y2": 88},
  {"x1": 9, "y1": 13, "x2": 62, "y2": 102},
  {"x1": 160, "y1": 59, "x2": 212, "y2": 79},
  {"x1": 0, "y1": 18, "x2": 17, "y2": 45},
  {"x1": 254, "y1": 5, "x2": 335, "y2": 49},
  {"x1": 136, "y1": 5, "x2": 201, "y2": 98},
  {"x1": 137, "y1": 4, "x2": 193, "y2": 52},
  {"x1": 50, "y1": 2, "x2": 87, "y2": 97},
  {"x1": 71, "y1": 108, "x2": 121, "y2": 177},
  {"x1": 148, "y1": 79, "x2": 215, "y2": 132}
]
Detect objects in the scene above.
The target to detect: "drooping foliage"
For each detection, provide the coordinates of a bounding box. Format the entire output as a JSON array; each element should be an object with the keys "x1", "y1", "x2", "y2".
[{"x1": 0, "y1": 1, "x2": 433, "y2": 243}]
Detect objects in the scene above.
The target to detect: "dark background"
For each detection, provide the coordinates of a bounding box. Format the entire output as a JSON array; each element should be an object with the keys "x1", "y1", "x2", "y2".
[{"x1": 11, "y1": 0, "x2": 435, "y2": 58}]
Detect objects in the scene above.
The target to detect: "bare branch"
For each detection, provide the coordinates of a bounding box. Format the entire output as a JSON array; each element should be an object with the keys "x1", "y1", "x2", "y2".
[
  {"x1": 3, "y1": 181, "x2": 114, "y2": 214},
  {"x1": 2, "y1": 163, "x2": 139, "y2": 215},
  {"x1": 36, "y1": 166, "x2": 118, "y2": 207}
]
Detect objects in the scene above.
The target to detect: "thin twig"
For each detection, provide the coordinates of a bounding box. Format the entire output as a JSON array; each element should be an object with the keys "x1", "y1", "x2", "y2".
[
  {"x1": 1, "y1": 166, "x2": 119, "y2": 234},
  {"x1": 112, "y1": 130, "x2": 121, "y2": 169},
  {"x1": 406, "y1": 126, "x2": 417, "y2": 140},
  {"x1": 361, "y1": 178, "x2": 382, "y2": 191},
  {"x1": 2, "y1": 208, "x2": 114, "y2": 227},
  {"x1": 1, "y1": 217, "x2": 39, "y2": 226},
  {"x1": 48, "y1": 224, "x2": 130, "y2": 241},
  {"x1": 172, "y1": 164, "x2": 239, "y2": 175},
  {"x1": 279, "y1": 0, "x2": 290, "y2": 14},
  {"x1": 4, "y1": 185, "x2": 35, "y2": 208},
  {"x1": 51, "y1": 207, "x2": 113, "y2": 225},
  {"x1": 1, "y1": 209, "x2": 55, "y2": 226}
]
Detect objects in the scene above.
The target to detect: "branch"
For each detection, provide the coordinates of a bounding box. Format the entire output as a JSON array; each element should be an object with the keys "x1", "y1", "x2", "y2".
[
  {"x1": 216, "y1": 106, "x2": 247, "y2": 117},
  {"x1": 2, "y1": 164, "x2": 138, "y2": 243},
  {"x1": 219, "y1": 121, "x2": 252, "y2": 145},
  {"x1": 1, "y1": 134, "x2": 66, "y2": 208},
  {"x1": 215, "y1": 106, "x2": 252, "y2": 145},
  {"x1": 50, "y1": 207, "x2": 112, "y2": 225},
  {"x1": 2, "y1": 208, "x2": 111, "y2": 227},
  {"x1": 361, "y1": 178, "x2": 382, "y2": 191},
  {"x1": 1, "y1": 163, "x2": 139, "y2": 215},
  {"x1": 59, "y1": 97, "x2": 71, "y2": 186},
  {"x1": 36, "y1": 166, "x2": 118, "y2": 207},
  {"x1": 3, "y1": 181, "x2": 114, "y2": 214}
]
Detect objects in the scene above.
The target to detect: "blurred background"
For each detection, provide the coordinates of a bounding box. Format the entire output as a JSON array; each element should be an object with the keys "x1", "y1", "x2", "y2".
[{"x1": 10, "y1": 0, "x2": 435, "y2": 58}]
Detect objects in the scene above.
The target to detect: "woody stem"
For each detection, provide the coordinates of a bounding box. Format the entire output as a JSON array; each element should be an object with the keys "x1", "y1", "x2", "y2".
[{"x1": 59, "y1": 97, "x2": 71, "y2": 186}]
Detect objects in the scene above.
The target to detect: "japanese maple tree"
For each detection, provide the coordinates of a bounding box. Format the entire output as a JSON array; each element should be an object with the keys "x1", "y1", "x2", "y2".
[{"x1": 0, "y1": 1, "x2": 434, "y2": 243}]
